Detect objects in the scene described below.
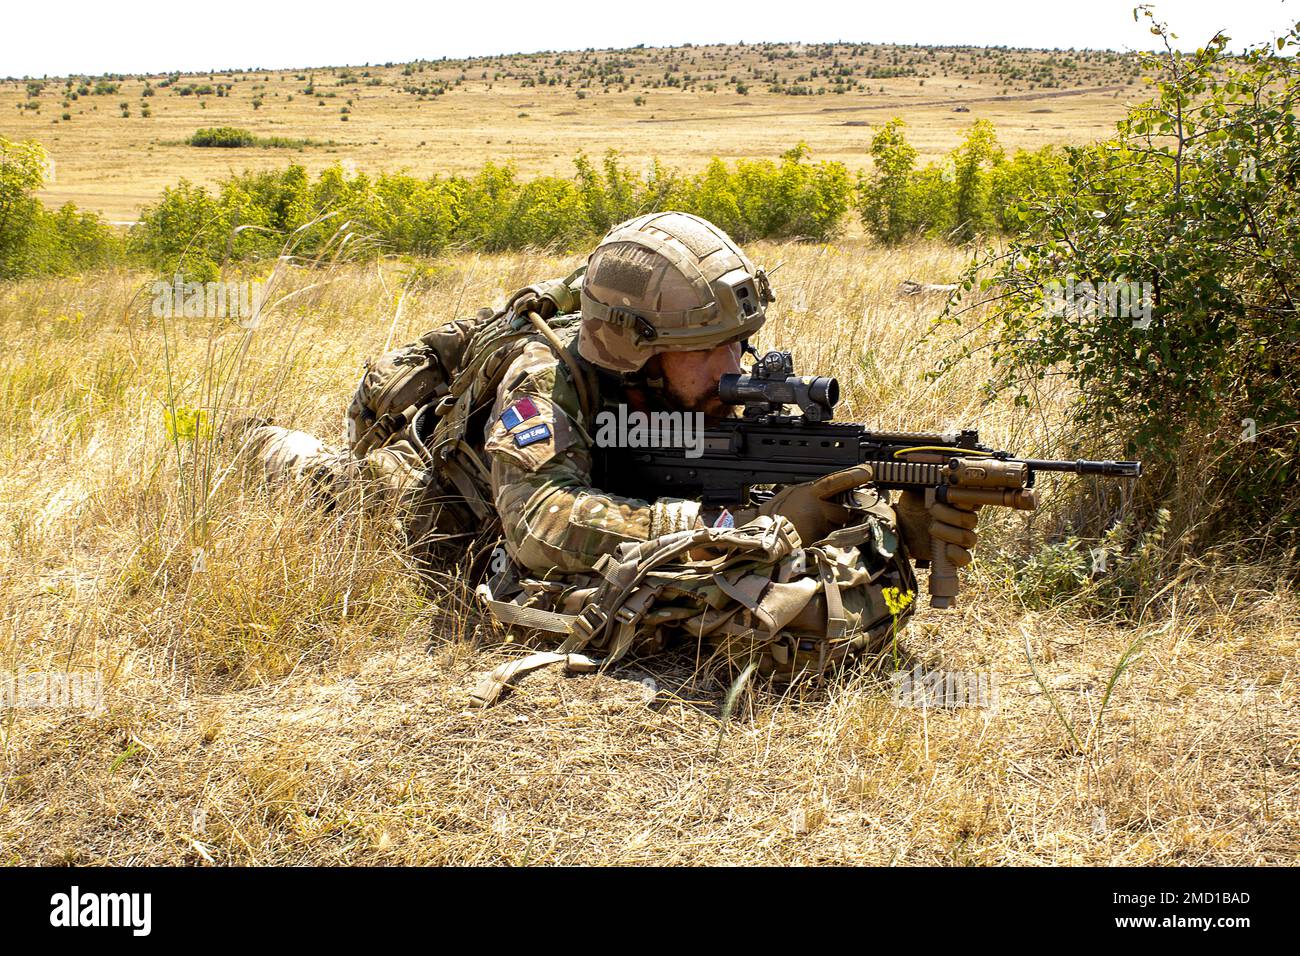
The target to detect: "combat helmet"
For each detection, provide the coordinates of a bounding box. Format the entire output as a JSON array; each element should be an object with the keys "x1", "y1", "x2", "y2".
[{"x1": 578, "y1": 212, "x2": 775, "y2": 373}]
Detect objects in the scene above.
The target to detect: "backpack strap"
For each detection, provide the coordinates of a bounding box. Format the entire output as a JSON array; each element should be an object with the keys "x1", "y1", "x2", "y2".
[
  {"x1": 521, "y1": 310, "x2": 595, "y2": 425},
  {"x1": 468, "y1": 651, "x2": 599, "y2": 708},
  {"x1": 424, "y1": 312, "x2": 594, "y2": 516}
]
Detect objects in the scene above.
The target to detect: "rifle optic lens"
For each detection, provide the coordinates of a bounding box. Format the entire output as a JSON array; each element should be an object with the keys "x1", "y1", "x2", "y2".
[{"x1": 809, "y1": 376, "x2": 838, "y2": 410}]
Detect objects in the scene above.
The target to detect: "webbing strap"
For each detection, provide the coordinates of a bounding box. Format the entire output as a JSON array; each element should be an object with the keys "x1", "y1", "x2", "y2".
[
  {"x1": 815, "y1": 549, "x2": 849, "y2": 640},
  {"x1": 474, "y1": 582, "x2": 577, "y2": 634},
  {"x1": 602, "y1": 585, "x2": 662, "y2": 666},
  {"x1": 524, "y1": 310, "x2": 595, "y2": 425},
  {"x1": 712, "y1": 571, "x2": 768, "y2": 621},
  {"x1": 468, "y1": 651, "x2": 599, "y2": 708}
]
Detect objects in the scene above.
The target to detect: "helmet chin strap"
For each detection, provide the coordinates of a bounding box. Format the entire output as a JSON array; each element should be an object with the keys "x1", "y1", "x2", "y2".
[{"x1": 637, "y1": 355, "x2": 667, "y2": 393}]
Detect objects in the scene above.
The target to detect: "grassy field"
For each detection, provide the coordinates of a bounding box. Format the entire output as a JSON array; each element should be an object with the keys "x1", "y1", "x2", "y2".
[
  {"x1": 1, "y1": 41, "x2": 1147, "y2": 221},
  {"x1": 0, "y1": 239, "x2": 1294, "y2": 865}
]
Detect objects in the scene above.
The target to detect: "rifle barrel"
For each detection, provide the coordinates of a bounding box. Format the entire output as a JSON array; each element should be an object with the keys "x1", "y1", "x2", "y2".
[{"x1": 1018, "y1": 458, "x2": 1142, "y2": 478}]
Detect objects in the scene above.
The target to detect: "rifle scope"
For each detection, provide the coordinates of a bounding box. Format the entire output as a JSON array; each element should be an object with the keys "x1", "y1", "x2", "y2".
[{"x1": 718, "y1": 350, "x2": 839, "y2": 421}]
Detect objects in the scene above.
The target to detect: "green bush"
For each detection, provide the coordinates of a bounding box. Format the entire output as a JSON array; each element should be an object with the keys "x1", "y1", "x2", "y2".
[
  {"x1": 940, "y1": 14, "x2": 1300, "y2": 556},
  {"x1": 948, "y1": 119, "x2": 1003, "y2": 241},
  {"x1": 0, "y1": 136, "x2": 120, "y2": 278},
  {"x1": 670, "y1": 145, "x2": 851, "y2": 242},
  {"x1": 131, "y1": 146, "x2": 855, "y2": 271},
  {"x1": 856, "y1": 119, "x2": 1063, "y2": 244},
  {"x1": 26, "y1": 203, "x2": 123, "y2": 274},
  {"x1": 187, "y1": 125, "x2": 327, "y2": 149},
  {"x1": 986, "y1": 146, "x2": 1069, "y2": 233},
  {"x1": 999, "y1": 509, "x2": 1172, "y2": 616},
  {"x1": 187, "y1": 127, "x2": 258, "y2": 147},
  {"x1": 574, "y1": 151, "x2": 670, "y2": 235},
  {"x1": 0, "y1": 138, "x2": 45, "y2": 278},
  {"x1": 188, "y1": 128, "x2": 325, "y2": 150},
  {"x1": 855, "y1": 119, "x2": 919, "y2": 243},
  {"x1": 128, "y1": 179, "x2": 229, "y2": 279}
]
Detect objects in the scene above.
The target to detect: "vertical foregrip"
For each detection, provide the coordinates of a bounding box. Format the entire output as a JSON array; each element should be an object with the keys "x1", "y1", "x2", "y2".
[{"x1": 928, "y1": 542, "x2": 959, "y2": 609}]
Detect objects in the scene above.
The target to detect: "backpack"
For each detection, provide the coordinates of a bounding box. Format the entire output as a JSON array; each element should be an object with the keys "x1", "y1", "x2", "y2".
[{"x1": 343, "y1": 308, "x2": 593, "y2": 546}]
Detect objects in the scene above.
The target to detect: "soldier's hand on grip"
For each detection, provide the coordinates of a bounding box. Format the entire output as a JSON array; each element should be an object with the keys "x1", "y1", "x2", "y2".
[
  {"x1": 895, "y1": 489, "x2": 980, "y2": 568},
  {"x1": 757, "y1": 464, "x2": 876, "y2": 546}
]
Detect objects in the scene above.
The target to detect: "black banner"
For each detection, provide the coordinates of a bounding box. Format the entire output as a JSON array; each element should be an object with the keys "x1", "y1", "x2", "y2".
[{"x1": 0, "y1": 866, "x2": 1279, "y2": 941}]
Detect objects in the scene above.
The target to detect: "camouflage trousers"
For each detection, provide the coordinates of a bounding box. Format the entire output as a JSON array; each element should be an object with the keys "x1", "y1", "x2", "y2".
[{"x1": 240, "y1": 423, "x2": 480, "y2": 558}]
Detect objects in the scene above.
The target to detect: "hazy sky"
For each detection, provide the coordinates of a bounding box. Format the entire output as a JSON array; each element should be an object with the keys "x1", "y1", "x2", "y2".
[{"x1": 4, "y1": 0, "x2": 1295, "y2": 77}]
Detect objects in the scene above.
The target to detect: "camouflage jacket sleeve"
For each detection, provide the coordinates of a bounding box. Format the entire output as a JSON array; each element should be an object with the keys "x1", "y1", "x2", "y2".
[{"x1": 485, "y1": 338, "x2": 700, "y2": 575}]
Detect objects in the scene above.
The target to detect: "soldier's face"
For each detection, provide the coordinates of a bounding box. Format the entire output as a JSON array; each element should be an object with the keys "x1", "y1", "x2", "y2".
[{"x1": 656, "y1": 342, "x2": 743, "y2": 418}]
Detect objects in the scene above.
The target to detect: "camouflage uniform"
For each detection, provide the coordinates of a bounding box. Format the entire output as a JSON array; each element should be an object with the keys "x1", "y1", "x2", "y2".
[{"x1": 246, "y1": 213, "x2": 918, "y2": 704}]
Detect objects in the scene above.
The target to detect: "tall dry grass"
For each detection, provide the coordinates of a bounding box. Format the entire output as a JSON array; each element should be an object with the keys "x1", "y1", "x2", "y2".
[{"x1": 0, "y1": 240, "x2": 1294, "y2": 865}]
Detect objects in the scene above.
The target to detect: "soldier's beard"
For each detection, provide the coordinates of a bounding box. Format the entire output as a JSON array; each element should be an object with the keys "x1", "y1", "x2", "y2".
[
  {"x1": 647, "y1": 347, "x2": 741, "y2": 420},
  {"x1": 661, "y1": 380, "x2": 730, "y2": 420}
]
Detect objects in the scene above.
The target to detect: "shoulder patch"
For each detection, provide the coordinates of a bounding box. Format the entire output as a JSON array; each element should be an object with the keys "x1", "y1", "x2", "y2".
[
  {"x1": 485, "y1": 394, "x2": 576, "y2": 472},
  {"x1": 500, "y1": 397, "x2": 541, "y2": 431},
  {"x1": 514, "y1": 423, "x2": 552, "y2": 447}
]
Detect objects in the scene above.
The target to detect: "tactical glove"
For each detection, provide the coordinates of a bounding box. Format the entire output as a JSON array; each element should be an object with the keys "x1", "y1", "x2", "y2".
[
  {"x1": 894, "y1": 489, "x2": 980, "y2": 567},
  {"x1": 755, "y1": 464, "x2": 877, "y2": 546}
]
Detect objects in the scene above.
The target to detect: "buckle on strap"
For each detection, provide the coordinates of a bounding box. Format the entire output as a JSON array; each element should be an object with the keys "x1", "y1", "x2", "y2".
[
  {"x1": 565, "y1": 602, "x2": 609, "y2": 648},
  {"x1": 563, "y1": 584, "x2": 658, "y2": 654},
  {"x1": 607, "y1": 307, "x2": 658, "y2": 342},
  {"x1": 814, "y1": 549, "x2": 849, "y2": 641}
]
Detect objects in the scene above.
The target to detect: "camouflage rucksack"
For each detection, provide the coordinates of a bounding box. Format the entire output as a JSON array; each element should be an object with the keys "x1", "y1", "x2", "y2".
[
  {"x1": 471, "y1": 493, "x2": 918, "y2": 705},
  {"x1": 341, "y1": 280, "x2": 591, "y2": 550}
]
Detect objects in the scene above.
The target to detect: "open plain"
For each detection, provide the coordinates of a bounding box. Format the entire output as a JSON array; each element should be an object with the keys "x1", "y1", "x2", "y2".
[{"x1": 0, "y1": 41, "x2": 1295, "y2": 865}]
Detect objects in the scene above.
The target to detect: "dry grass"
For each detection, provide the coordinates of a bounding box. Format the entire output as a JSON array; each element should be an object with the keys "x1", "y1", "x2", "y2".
[{"x1": 0, "y1": 240, "x2": 1295, "y2": 865}]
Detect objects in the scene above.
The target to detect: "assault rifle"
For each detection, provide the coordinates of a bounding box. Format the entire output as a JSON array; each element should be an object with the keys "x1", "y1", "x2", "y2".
[{"x1": 596, "y1": 350, "x2": 1142, "y2": 609}]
